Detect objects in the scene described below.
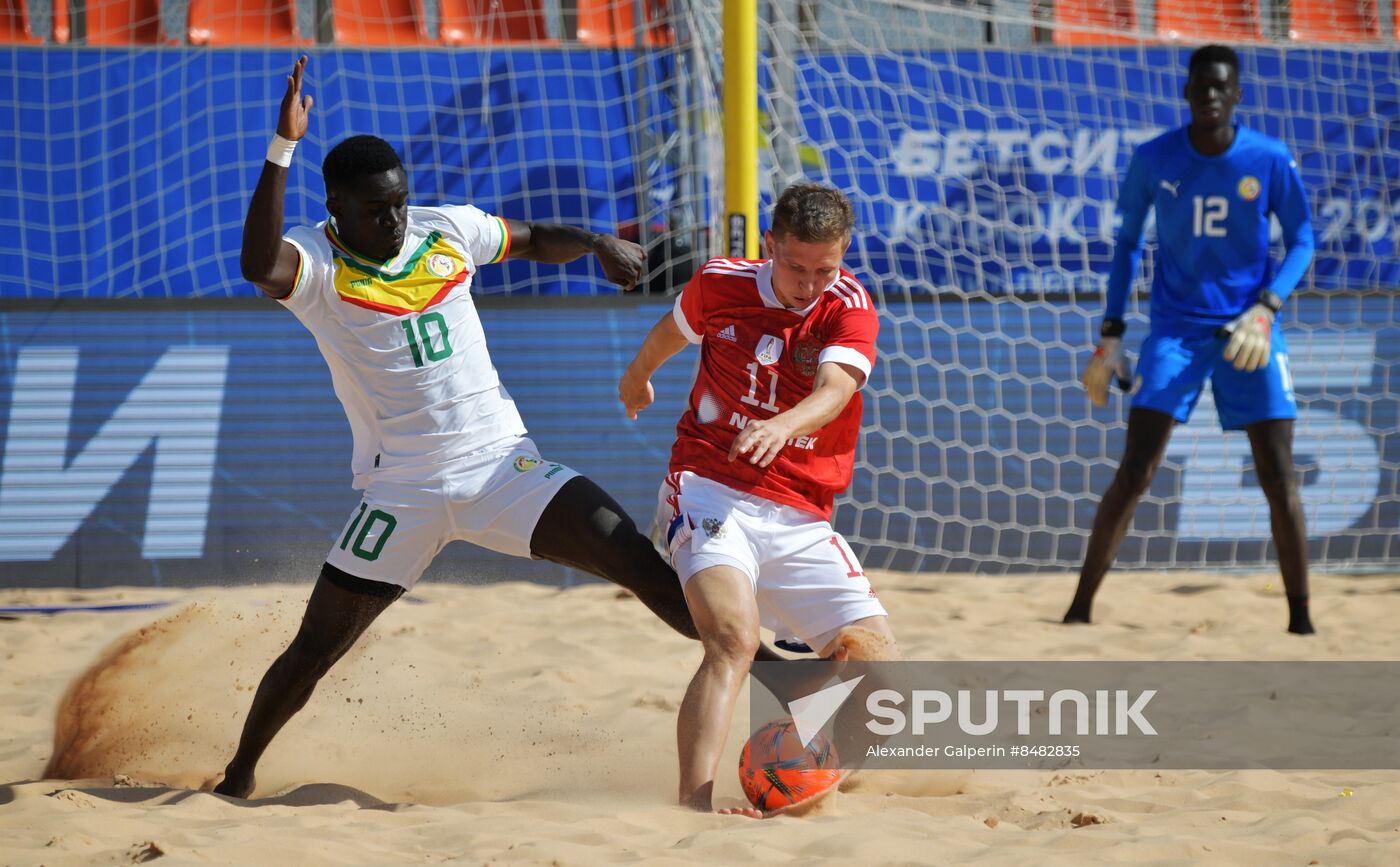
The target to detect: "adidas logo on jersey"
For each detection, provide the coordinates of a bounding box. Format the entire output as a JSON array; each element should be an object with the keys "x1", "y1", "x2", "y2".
[{"x1": 716, "y1": 324, "x2": 737, "y2": 342}]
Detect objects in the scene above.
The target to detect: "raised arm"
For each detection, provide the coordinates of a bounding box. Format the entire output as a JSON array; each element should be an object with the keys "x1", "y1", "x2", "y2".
[
  {"x1": 505, "y1": 220, "x2": 645, "y2": 291},
  {"x1": 619, "y1": 309, "x2": 690, "y2": 419},
  {"x1": 241, "y1": 55, "x2": 313, "y2": 300}
]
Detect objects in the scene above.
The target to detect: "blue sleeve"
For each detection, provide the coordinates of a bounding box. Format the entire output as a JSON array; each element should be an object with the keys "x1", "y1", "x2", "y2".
[
  {"x1": 1267, "y1": 150, "x2": 1314, "y2": 303},
  {"x1": 1104, "y1": 149, "x2": 1153, "y2": 323}
]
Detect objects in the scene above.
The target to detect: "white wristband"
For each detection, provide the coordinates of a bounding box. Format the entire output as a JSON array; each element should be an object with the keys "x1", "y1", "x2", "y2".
[{"x1": 266, "y1": 134, "x2": 298, "y2": 168}]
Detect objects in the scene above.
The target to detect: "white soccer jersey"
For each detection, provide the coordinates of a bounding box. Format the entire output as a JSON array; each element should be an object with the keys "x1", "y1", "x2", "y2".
[{"x1": 281, "y1": 204, "x2": 525, "y2": 488}]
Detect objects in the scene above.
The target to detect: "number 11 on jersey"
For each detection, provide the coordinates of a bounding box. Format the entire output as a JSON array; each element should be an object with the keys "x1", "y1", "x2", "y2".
[{"x1": 741, "y1": 361, "x2": 780, "y2": 412}]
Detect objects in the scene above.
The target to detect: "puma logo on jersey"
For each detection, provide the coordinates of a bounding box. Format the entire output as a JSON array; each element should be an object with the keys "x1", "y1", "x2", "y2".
[
  {"x1": 716, "y1": 324, "x2": 737, "y2": 342},
  {"x1": 1159, "y1": 180, "x2": 1181, "y2": 197}
]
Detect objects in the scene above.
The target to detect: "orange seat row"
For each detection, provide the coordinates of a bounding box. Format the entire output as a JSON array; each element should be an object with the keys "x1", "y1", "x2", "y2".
[
  {"x1": 1, "y1": 0, "x2": 672, "y2": 46},
  {"x1": 1053, "y1": 0, "x2": 1389, "y2": 44}
]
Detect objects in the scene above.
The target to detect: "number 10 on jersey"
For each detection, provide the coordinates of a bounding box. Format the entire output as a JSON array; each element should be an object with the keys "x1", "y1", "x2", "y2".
[{"x1": 401, "y1": 312, "x2": 453, "y2": 367}]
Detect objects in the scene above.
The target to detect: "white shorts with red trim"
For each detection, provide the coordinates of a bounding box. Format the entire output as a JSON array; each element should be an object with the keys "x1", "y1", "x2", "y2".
[
  {"x1": 652, "y1": 471, "x2": 887, "y2": 651},
  {"x1": 326, "y1": 436, "x2": 578, "y2": 591}
]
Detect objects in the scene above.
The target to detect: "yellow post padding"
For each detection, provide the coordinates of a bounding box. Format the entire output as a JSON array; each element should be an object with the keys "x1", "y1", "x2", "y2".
[{"x1": 722, "y1": 0, "x2": 759, "y2": 259}]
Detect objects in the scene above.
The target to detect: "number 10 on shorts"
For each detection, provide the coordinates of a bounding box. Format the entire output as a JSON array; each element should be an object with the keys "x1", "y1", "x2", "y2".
[{"x1": 339, "y1": 503, "x2": 398, "y2": 561}]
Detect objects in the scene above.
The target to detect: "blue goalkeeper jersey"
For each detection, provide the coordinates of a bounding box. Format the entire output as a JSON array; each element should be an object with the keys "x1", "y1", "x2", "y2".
[{"x1": 1103, "y1": 124, "x2": 1314, "y2": 335}]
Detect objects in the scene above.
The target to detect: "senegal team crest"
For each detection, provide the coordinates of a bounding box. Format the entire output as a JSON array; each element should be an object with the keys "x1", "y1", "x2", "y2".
[
  {"x1": 701, "y1": 517, "x2": 727, "y2": 539},
  {"x1": 793, "y1": 339, "x2": 821, "y2": 377},
  {"x1": 328, "y1": 227, "x2": 470, "y2": 315},
  {"x1": 755, "y1": 335, "x2": 785, "y2": 366},
  {"x1": 427, "y1": 252, "x2": 455, "y2": 278},
  {"x1": 1237, "y1": 175, "x2": 1261, "y2": 202},
  {"x1": 513, "y1": 456, "x2": 543, "y2": 472}
]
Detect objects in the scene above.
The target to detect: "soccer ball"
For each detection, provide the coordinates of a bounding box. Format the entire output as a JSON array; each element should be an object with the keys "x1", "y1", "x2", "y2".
[{"x1": 738, "y1": 719, "x2": 841, "y2": 810}]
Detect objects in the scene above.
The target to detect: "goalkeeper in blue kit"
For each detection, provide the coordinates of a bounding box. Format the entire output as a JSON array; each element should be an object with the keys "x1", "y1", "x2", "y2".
[{"x1": 1063, "y1": 45, "x2": 1317, "y2": 634}]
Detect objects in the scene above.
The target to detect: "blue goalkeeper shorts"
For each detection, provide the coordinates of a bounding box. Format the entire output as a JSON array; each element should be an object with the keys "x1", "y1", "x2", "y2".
[{"x1": 1130, "y1": 325, "x2": 1297, "y2": 430}]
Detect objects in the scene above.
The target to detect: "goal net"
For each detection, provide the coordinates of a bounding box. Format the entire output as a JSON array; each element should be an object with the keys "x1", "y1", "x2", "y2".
[
  {"x1": 1, "y1": 0, "x2": 1395, "y2": 577},
  {"x1": 730, "y1": 0, "x2": 1400, "y2": 572},
  {"x1": 0, "y1": 0, "x2": 723, "y2": 299}
]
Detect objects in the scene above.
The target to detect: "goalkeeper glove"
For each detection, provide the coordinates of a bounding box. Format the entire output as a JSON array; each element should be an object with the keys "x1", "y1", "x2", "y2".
[
  {"x1": 1220, "y1": 303, "x2": 1275, "y2": 373},
  {"x1": 1083, "y1": 336, "x2": 1131, "y2": 408}
]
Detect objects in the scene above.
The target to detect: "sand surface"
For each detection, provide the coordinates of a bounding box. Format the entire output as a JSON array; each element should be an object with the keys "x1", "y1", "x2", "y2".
[{"x1": 2, "y1": 570, "x2": 1398, "y2": 865}]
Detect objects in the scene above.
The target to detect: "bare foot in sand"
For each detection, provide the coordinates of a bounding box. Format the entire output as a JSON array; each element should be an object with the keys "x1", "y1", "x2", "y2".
[
  {"x1": 211, "y1": 768, "x2": 255, "y2": 799},
  {"x1": 716, "y1": 806, "x2": 765, "y2": 819},
  {"x1": 710, "y1": 783, "x2": 839, "y2": 819}
]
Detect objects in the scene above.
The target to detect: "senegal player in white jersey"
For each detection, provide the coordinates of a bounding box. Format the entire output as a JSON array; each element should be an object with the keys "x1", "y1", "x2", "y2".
[
  {"x1": 213, "y1": 57, "x2": 785, "y2": 799},
  {"x1": 1064, "y1": 45, "x2": 1317, "y2": 635}
]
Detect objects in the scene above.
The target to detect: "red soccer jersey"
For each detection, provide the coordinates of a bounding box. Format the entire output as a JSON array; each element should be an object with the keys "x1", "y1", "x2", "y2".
[{"x1": 668, "y1": 257, "x2": 879, "y2": 519}]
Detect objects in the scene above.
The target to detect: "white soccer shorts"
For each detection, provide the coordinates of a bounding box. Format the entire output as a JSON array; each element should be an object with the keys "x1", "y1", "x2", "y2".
[
  {"x1": 653, "y1": 471, "x2": 886, "y2": 651},
  {"x1": 326, "y1": 436, "x2": 579, "y2": 591}
]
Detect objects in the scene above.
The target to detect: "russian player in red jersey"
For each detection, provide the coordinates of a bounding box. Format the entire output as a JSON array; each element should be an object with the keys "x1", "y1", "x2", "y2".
[{"x1": 620, "y1": 183, "x2": 899, "y2": 816}]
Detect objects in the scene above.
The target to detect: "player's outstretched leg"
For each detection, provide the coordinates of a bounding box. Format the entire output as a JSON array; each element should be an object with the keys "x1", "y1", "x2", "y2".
[
  {"x1": 817, "y1": 617, "x2": 899, "y2": 797},
  {"x1": 213, "y1": 565, "x2": 402, "y2": 798},
  {"x1": 1063, "y1": 409, "x2": 1176, "y2": 624},
  {"x1": 530, "y1": 475, "x2": 700, "y2": 640},
  {"x1": 1246, "y1": 419, "x2": 1314, "y2": 635},
  {"x1": 529, "y1": 476, "x2": 791, "y2": 668}
]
